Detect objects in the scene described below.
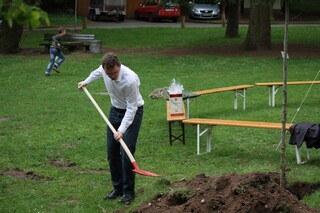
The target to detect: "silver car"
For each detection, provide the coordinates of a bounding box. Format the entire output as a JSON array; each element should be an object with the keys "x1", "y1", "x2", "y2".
[{"x1": 189, "y1": 0, "x2": 221, "y2": 20}]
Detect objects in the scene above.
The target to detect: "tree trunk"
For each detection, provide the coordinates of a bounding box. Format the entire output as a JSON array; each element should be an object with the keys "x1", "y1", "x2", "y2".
[
  {"x1": 0, "y1": 0, "x2": 24, "y2": 54},
  {"x1": 181, "y1": 15, "x2": 186, "y2": 28},
  {"x1": 82, "y1": 16, "x2": 87, "y2": 29},
  {"x1": 243, "y1": 0, "x2": 271, "y2": 50},
  {"x1": 220, "y1": 0, "x2": 226, "y2": 27},
  {"x1": 226, "y1": 0, "x2": 240, "y2": 38},
  {"x1": 0, "y1": 20, "x2": 24, "y2": 54},
  {"x1": 270, "y1": 0, "x2": 276, "y2": 21}
]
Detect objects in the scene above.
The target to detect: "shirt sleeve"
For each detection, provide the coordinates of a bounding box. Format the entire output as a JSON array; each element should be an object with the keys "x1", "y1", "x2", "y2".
[
  {"x1": 52, "y1": 34, "x2": 61, "y2": 43},
  {"x1": 118, "y1": 82, "x2": 140, "y2": 134},
  {"x1": 52, "y1": 34, "x2": 63, "y2": 48},
  {"x1": 84, "y1": 65, "x2": 104, "y2": 84}
]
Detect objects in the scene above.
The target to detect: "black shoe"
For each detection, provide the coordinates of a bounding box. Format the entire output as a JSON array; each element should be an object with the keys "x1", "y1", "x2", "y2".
[
  {"x1": 119, "y1": 193, "x2": 135, "y2": 204},
  {"x1": 103, "y1": 190, "x2": 123, "y2": 200},
  {"x1": 53, "y1": 65, "x2": 60, "y2": 73},
  {"x1": 45, "y1": 73, "x2": 50, "y2": 77}
]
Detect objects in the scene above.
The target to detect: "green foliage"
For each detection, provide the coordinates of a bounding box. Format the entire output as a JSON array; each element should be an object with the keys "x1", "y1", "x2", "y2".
[
  {"x1": 290, "y1": 0, "x2": 320, "y2": 13},
  {"x1": 234, "y1": 183, "x2": 250, "y2": 195},
  {"x1": 48, "y1": 13, "x2": 79, "y2": 27},
  {"x1": 4, "y1": 0, "x2": 50, "y2": 28}
]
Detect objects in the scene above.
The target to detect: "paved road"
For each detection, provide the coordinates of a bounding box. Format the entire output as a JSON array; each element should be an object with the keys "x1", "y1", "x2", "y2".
[
  {"x1": 86, "y1": 18, "x2": 232, "y2": 29},
  {"x1": 86, "y1": 18, "x2": 319, "y2": 29}
]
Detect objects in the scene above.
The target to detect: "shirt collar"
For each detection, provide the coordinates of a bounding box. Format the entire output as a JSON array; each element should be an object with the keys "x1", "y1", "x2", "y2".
[{"x1": 113, "y1": 66, "x2": 122, "y2": 82}]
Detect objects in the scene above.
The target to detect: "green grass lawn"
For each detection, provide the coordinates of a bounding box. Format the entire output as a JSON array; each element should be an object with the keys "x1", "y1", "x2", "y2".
[{"x1": 1, "y1": 26, "x2": 320, "y2": 212}]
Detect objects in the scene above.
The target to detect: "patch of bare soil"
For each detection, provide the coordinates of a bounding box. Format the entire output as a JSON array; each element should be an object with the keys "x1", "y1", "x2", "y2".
[
  {"x1": 0, "y1": 117, "x2": 10, "y2": 122},
  {"x1": 0, "y1": 167, "x2": 109, "y2": 179},
  {"x1": 49, "y1": 158, "x2": 76, "y2": 168},
  {"x1": 163, "y1": 44, "x2": 320, "y2": 58},
  {"x1": 19, "y1": 43, "x2": 320, "y2": 58},
  {"x1": 132, "y1": 172, "x2": 320, "y2": 213},
  {"x1": 0, "y1": 168, "x2": 48, "y2": 180},
  {"x1": 106, "y1": 43, "x2": 320, "y2": 58},
  {"x1": 79, "y1": 168, "x2": 109, "y2": 175}
]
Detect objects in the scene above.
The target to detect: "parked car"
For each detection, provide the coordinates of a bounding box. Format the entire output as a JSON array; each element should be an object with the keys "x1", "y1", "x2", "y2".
[
  {"x1": 88, "y1": 0, "x2": 126, "y2": 22},
  {"x1": 189, "y1": 0, "x2": 221, "y2": 20},
  {"x1": 135, "y1": 0, "x2": 180, "y2": 22}
]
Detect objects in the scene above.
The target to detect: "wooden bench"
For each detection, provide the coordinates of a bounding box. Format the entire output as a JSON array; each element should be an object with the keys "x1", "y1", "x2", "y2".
[
  {"x1": 185, "y1": 85, "x2": 254, "y2": 118},
  {"x1": 64, "y1": 34, "x2": 95, "y2": 52},
  {"x1": 39, "y1": 33, "x2": 55, "y2": 53},
  {"x1": 39, "y1": 33, "x2": 95, "y2": 53},
  {"x1": 255, "y1": 81, "x2": 320, "y2": 107},
  {"x1": 166, "y1": 101, "x2": 186, "y2": 145},
  {"x1": 182, "y1": 118, "x2": 309, "y2": 164}
]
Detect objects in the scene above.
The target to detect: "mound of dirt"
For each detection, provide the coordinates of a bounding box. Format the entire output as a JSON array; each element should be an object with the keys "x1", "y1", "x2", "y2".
[{"x1": 133, "y1": 172, "x2": 319, "y2": 213}]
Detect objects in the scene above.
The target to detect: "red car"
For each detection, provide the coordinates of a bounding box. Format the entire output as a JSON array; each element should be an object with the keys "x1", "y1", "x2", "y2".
[{"x1": 135, "y1": 0, "x2": 180, "y2": 22}]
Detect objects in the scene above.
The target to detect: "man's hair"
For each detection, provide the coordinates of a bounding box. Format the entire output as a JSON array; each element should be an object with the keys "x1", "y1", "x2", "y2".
[
  {"x1": 58, "y1": 27, "x2": 65, "y2": 34},
  {"x1": 102, "y1": 52, "x2": 121, "y2": 70}
]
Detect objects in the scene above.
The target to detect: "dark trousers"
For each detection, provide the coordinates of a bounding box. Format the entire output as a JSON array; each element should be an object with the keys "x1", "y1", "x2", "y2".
[{"x1": 107, "y1": 106, "x2": 143, "y2": 195}]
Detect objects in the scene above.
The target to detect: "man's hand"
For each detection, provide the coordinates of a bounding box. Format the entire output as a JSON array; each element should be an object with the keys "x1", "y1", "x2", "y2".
[
  {"x1": 78, "y1": 81, "x2": 87, "y2": 90},
  {"x1": 114, "y1": 131, "x2": 123, "y2": 142}
]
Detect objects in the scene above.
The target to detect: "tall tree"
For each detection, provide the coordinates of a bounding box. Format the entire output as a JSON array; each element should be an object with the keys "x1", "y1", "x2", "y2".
[
  {"x1": 242, "y1": 0, "x2": 271, "y2": 50},
  {"x1": 0, "y1": 0, "x2": 49, "y2": 53},
  {"x1": 0, "y1": 1, "x2": 22, "y2": 53},
  {"x1": 225, "y1": 0, "x2": 240, "y2": 38}
]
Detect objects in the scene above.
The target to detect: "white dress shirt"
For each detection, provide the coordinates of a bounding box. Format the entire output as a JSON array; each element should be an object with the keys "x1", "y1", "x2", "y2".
[{"x1": 84, "y1": 64, "x2": 144, "y2": 133}]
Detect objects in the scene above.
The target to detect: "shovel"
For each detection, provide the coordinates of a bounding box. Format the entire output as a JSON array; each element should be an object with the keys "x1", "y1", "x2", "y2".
[{"x1": 82, "y1": 87, "x2": 160, "y2": 177}]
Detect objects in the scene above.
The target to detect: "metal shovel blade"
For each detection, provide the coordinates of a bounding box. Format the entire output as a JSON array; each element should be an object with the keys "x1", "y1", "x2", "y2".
[
  {"x1": 82, "y1": 87, "x2": 160, "y2": 177},
  {"x1": 132, "y1": 162, "x2": 160, "y2": 177}
]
